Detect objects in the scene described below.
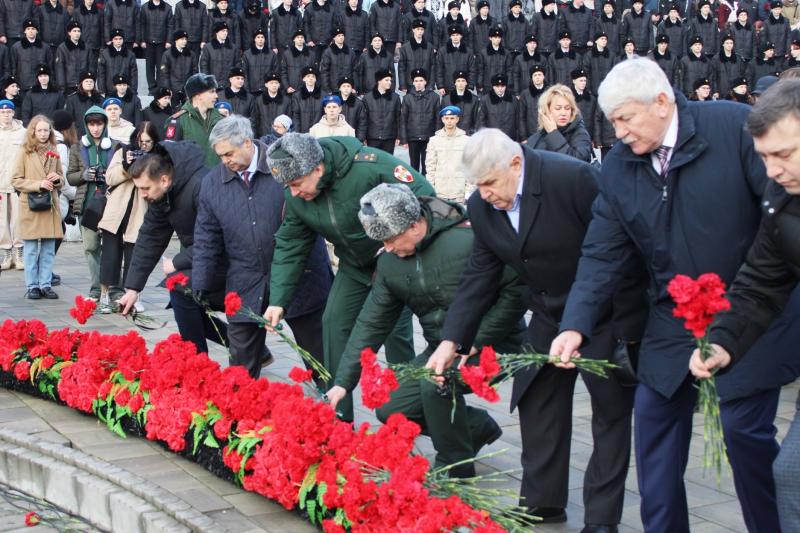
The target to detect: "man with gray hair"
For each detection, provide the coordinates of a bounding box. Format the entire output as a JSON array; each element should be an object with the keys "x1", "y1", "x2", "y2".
[
  {"x1": 325, "y1": 183, "x2": 528, "y2": 478},
  {"x1": 550, "y1": 57, "x2": 800, "y2": 532},
  {"x1": 427, "y1": 127, "x2": 648, "y2": 530},
  {"x1": 690, "y1": 79, "x2": 800, "y2": 531},
  {"x1": 261, "y1": 133, "x2": 435, "y2": 422},
  {"x1": 191, "y1": 115, "x2": 333, "y2": 379}
]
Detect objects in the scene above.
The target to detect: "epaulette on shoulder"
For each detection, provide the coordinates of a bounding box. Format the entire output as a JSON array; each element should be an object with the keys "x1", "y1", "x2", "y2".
[
  {"x1": 170, "y1": 109, "x2": 188, "y2": 120},
  {"x1": 353, "y1": 150, "x2": 378, "y2": 162}
]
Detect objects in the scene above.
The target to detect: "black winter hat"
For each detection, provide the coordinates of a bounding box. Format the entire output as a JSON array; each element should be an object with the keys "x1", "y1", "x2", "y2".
[
  {"x1": 452, "y1": 70, "x2": 469, "y2": 81},
  {"x1": 489, "y1": 27, "x2": 503, "y2": 38},
  {"x1": 491, "y1": 73, "x2": 508, "y2": 86},
  {"x1": 110, "y1": 28, "x2": 125, "y2": 39},
  {"x1": 559, "y1": 31, "x2": 571, "y2": 40},
  {"x1": 23, "y1": 19, "x2": 38, "y2": 31},
  {"x1": 52, "y1": 110, "x2": 74, "y2": 132},
  {"x1": 571, "y1": 68, "x2": 588, "y2": 80},
  {"x1": 79, "y1": 71, "x2": 96, "y2": 83},
  {"x1": 213, "y1": 21, "x2": 229, "y2": 34},
  {"x1": 411, "y1": 19, "x2": 426, "y2": 29},
  {"x1": 173, "y1": 30, "x2": 188, "y2": 41},
  {"x1": 477, "y1": 0, "x2": 490, "y2": 9},
  {"x1": 264, "y1": 72, "x2": 281, "y2": 83},
  {"x1": 0, "y1": 76, "x2": 18, "y2": 91},
  {"x1": 374, "y1": 68, "x2": 393, "y2": 81},
  {"x1": 229, "y1": 67, "x2": 246, "y2": 78},
  {"x1": 411, "y1": 68, "x2": 428, "y2": 81},
  {"x1": 448, "y1": 25, "x2": 463, "y2": 35},
  {"x1": 690, "y1": 35, "x2": 703, "y2": 45},
  {"x1": 338, "y1": 76, "x2": 355, "y2": 87},
  {"x1": 693, "y1": 77, "x2": 711, "y2": 90},
  {"x1": 184, "y1": 73, "x2": 218, "y2": 99},
  {"x1": 253, "y1": 27, "x2": 267, "y2": 38},
  {"x1": 66, "y1": 20, "x2": 81, "y2": 33},
  {"x1": 36, "y1": 64, "x2": 51, "y2": 77},
  {"x1": 112, "y1": 74, "x2": 129, "y2": 85},
  {"x1": 656, "y1": 34, "x2": 669, "y2": 44},
  {"x1": 301, "y1": 66, "x2": 318, "y2": 78},
  {"x1": 153, "y1": 87, "x2": 172, "y2": 100}
]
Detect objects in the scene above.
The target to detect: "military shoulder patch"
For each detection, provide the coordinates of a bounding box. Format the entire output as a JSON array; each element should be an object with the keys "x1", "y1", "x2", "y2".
[
  {"x1": 393, "y1": 165, "x2": 414, "y2": 183},
  {"x1": 169, "y1": 109, "x2": 188, "y2": 120},
  {"x1": 353, "y1": 151, "x2": 378, "y2": 162}
]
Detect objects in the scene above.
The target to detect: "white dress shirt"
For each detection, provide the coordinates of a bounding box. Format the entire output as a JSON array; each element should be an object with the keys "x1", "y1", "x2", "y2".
[{"x1": 651, "y1": 107, "x2": 679, "y2": 175}]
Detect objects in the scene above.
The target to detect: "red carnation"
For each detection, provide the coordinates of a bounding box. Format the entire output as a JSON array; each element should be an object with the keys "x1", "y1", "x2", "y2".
[
  {"x1": 460, "y1": 346, "x2": 501, "y2": 403},
  {"x1": 667, "y1": 273, "x2": 730, "y2": 338},
  {"x1": 128, "y1": 393, "x2": 144, "y2": 414},
  {"x1": 288, "y1": 367, "x2": 313, "y2": 383},
  {"x1": 213, "y1": 417, "x2": 232, "y2": 440},
  {"x1": 40, "y1": 355, "x2": 55, "y2": 370},
  {"x1": 359, "y1": 348, "x2": 399, "y2": 409},
  {"x1": 322, "y1": 520, "x2": 346, "y2": 533},
  {"x1": 165, "y1": 272, "x2": 189, "y2": 291},
  {"x1": 14, "y1": 360, "x2": 31, "y2": 381},
  {"x1": 224, "y1": 292, "x2": 242, "y2": 317},
  {"x1": 24, "y1": 512, "x2": 40, "y2": 526},
  {"x1": 114, "y1": 387, "x2": 132, "y2": 407},
  {"x1": 69, "y1": 296, "x2": 97, "y2": 325}
]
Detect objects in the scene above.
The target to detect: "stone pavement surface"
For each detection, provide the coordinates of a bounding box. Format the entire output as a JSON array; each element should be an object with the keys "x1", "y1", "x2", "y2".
[{"x1": 1, "y1": 240, "x2": 797, "y2": 533}]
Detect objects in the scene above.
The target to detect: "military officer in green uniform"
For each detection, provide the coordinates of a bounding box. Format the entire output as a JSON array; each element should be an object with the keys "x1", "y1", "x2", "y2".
[
  {"x1": 164, "y1": 73, "x2": 224, "y2": 167},
  {"x1": 264, "y1": 133, "x2": 435, "y2": 421},
  {"x1": 326, "y1": 183, "x2": 527, "y2": 477}
]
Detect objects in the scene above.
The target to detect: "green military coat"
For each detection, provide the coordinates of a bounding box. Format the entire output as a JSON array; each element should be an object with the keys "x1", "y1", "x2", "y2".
[
  {"x1": 164, "y1": 101, "x2": 224, "y2": 167},
  {"x1": 269, "y1": 136, "x2": 435, "y2": 308},
  {"x1": 334, "y1": 197, "x2": 527, "y2": 391}
]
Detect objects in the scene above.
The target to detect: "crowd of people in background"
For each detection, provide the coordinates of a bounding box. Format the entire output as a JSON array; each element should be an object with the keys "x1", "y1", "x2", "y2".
[{"x1": 2, "y1": 0, "x2": 800, "y2": 532}]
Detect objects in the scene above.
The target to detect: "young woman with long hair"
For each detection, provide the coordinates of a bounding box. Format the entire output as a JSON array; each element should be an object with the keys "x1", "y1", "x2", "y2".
[{"x1": 11, "y1": 115, "x2": 63, "y2": 299}]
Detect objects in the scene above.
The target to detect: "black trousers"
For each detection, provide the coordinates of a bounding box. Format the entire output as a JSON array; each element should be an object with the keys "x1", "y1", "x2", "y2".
[
  {"x1": 367, "y1": 138, "x2": 395, "y2": 155},
  {"x1": 517, "y1": 362, "x2": 634, "y2": 524},
  {"x1": 100, "y1": 191, "x2": 134, "y2": 290},
  {"x1": 144, "y1": 42, "x2": 167, "y2": 92},
  {"x1": 169, "y1": 284, "x2": 228, "y2": 355},
  {"x1": 407, "y1": 140, "x2": 428, "y2": 174},
  {"x1": 228, "y1": 306, "x2": 325, "y2": 379}
]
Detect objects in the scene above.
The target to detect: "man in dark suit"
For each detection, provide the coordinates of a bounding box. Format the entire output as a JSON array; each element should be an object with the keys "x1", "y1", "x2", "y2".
[
  {"x1": 427, "y1": 128, "x2": 648, "y2": 533},
  {"x1": 551, "y1": 57, "x2": 800, "y2": 533}
]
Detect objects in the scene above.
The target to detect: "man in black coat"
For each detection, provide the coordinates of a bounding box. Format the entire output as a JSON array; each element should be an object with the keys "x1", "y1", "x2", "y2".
[
  {"x1": 171, "y1": 0, "x2": 207, "y2": 55},
  {"x1": 435, "y1": 26, "x2": 476, "y2": 93},
  {"x1": 238, "y1": 0, "x2": 268, "y2": 52},
  {"x1": 335, "y1": 0, "x2": 370, "y2": 56},
  {"x1": 217, "y1": 67, "x2": 256, "y2": 123},
  {"x1": 437, "y1": 1, "x2": 470, "y2": 52},
  {"x1": 320, "y1": 27, "x2": 356, "y2": 94},
  {"x1": 36, "y1": 0, "x2": 70, "y2": 54},
  {"x1": 241, "y1": 28, "x2": 279, "y2": 94},
  {"x1": 477, "y1": 74, "x2": 520, "y2": 141},
  {"x1": 118, "y1": 142, "x2": 226, "y2": 355},
  {"x1": 398, "y1": 19, "x2": 434, "y2": 93},
  {"x1": 558, "y1": 0, "x2": 593, "y2": 57},
  {"x1": 648, "y1": 33, "x2": 679, "y2": 88},
  {"x1": 518, "y1": 64, "x2": 547, "y2": 139},
  {"x1": 10, "y1": 20, "x2": 52, "y2": 92},
  {"x1": 104, "y1": 0, "x2": 138, "y2": 50},
  {"x1": 693, "y1": 79, "x2": 800, "y2": 533},
  {"x1": 551, "y1": 57, "x2": 797, "y2": 533},
  {"x1": 252, "y1": 72, "x2": 292, "y2": 138},
  {"x1": 204, "y1": 0, "x2": 240, "y2": 50},
  {"x1": 20, "y1": 64, "x2": 64, "y2": 124},
  {"x1": 531, "y1": 0, "x2": 559, "y2": 57},
  {"x1": 620, "y1": 0, "x2": 652, "y2": 55},
  {"x1": 369, "y1": 0, "x2": 402, "y2": 53},
  {"x1": 427, "y1": 127, "x2": 647, "y2": 529},
  {"x1": 363, "y1": 69, "x2": 400, "y2": 154},
  {"x1": 337, "y1": 76, "x2": 367, "y2": 141},
  {"x1": 355, "y1": 33, "x2": 393, "y2": 94},
  {"x1": 269, "y1": 0, "x2": 303, "y2": 52},
  {"x1": 402, "y1": 0, "x2": 437, "y2": 49},
  {"x1": 469, "y1": 0, "x2": 495, "y2": 53},
  {"x1": 399, "y1": 68, "x2": 439, "y2": 173},
  {"x1": 512, "y1": 34, "x2": 545, "y2": 96},
  {"x1": 476, "y1": 27, "x2": 513, "y2": 94},
  {"x1": 303, "y1": 0, "x2": 336, "y2": 62},
  {"x1": 193, "y1": 115, "x2": 332, "y2": 378},
  {"x1": 72, "y1": 0, "x2": 103, "y2": 60},
  {"x1": 159, "y1": 31, "x2": 197, "y2": 105},
  {"x1": 290, "y1": 66, "x2": 322, "y2": 133},
  {"x1": 548, "y1": 32, "x2": 582, "y2": 86},
  {"x1": 137, "y1": 0, "x2": 172, "y2": 95},
  {"x1": 502, "y1": 0, "x2": 530, "y2": 56},
  {"x1": 97, "y1": 29, "x2": 137, "y2": 95},
  {"x1": 280, "y1": 30, "x2": 316, "y2": 94},
  {"x1": 199, "y1": 22, "x2": 242, "y2": 90},
  {"x1": 54, "y1": 21, "x2": 93, "y2": 94},
  {"x1": 142, "y1": 87, "x2": 173, "y2": 132},
  {"x1": 0, "y1": 0, "x2": 35, "y2": 47}
]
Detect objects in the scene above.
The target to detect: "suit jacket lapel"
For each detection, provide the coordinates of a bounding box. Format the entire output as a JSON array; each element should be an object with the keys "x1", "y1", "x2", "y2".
[{"x1": 516, "y1": 148, "x2": 542, "y2": 249}]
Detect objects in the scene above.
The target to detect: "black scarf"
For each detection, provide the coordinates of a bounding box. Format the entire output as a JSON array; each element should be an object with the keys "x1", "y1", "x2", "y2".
[{"x1": 489, "y1": 90, "x2": 513, "y2": 104}]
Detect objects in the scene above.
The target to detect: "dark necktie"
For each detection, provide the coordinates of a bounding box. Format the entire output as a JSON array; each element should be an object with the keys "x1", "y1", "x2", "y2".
[
  {"x1": 242, "y1": 170, "x2": 251, "y2": 187},
  {"x1": 654, "y1": 145, "x2": 670, "y2": 182}
]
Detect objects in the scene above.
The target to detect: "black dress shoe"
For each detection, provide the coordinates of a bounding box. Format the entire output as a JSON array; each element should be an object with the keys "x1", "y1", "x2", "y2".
[
  {"x1": 25, "y1": 288, "x2": 41, "y2": 300},
  {"x1": 473, "y1": 416, "x2": 503, "y2": 453},
  {"x1": 40, "y1": 287, "x2": 59, "y2": 299},
  {"x1": 581, "y1": 525, "x2": 618, "y2": 533},
  {"x1": 527, "y1": 507, "x2": 567, "y2": 524},
  {"x1": 50, "y1": 273, "x2": 61, "y2": 286}
]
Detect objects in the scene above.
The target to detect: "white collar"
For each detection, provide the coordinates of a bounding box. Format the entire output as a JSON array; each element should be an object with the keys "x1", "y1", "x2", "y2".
[
  {"x1": 662, "y1": 106, "x2": 679, "y2": 149},
  {"x1": 241, "y1": 145, "x2": 259, "y2": 178}
]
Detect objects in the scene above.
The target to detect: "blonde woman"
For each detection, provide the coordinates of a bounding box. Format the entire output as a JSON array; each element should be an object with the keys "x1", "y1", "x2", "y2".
[
  {"x1": 11, "y1": 115, "x2": 63, "y2": 300},
  {"x1": 525, "y1": 83, "x2": 593, "y2": 162}
]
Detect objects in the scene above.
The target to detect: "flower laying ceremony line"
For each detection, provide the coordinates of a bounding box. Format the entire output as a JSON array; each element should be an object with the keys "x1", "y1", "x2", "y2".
[
  {"x1": 0, "y1": 318, "x2": 515, "y2": 532},
  {"x1": 363, "y1": 346, "x2": 619, "y2": 406},
  {"x1": 667, "y1": 273, "x2": 730, "y2": 484}
]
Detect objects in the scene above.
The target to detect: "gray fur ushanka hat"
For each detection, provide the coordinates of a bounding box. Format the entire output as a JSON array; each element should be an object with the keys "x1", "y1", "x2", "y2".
[
  {"x1": 266, "y1": 133, "x2": 325, "y2": 185},
  {"x1": 358, "y1": 183, "x2": 421, "y2": 241}
]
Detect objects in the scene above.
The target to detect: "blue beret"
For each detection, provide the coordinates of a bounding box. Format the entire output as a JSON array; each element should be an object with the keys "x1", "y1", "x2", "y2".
[
  {"x1": 0, "y1": 99, "x2": 14, "y2": 110},
  {"x1": 322, "y1": 94, "x2": 343, "y2": 107},
  {"x1": 102, "y1": 97, "x2": 122, "y2": 109},
  {"x1": 215, "y1": 101, "x2": 233, "y2": 112},
  {"x1": 439, "y1": 105, "x2": 461, "y2": 117}
]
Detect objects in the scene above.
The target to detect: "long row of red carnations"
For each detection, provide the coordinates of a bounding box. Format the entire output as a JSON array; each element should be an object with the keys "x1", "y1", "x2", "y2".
[{"x1": 0, "y1": 317, "x2": 505, "y2": 533}]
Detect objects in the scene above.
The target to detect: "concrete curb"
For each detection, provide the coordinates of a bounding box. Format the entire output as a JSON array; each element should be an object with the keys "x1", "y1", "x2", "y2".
[{"x1": 0, "y1": 428, "x2": 226, "y2": 533}]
